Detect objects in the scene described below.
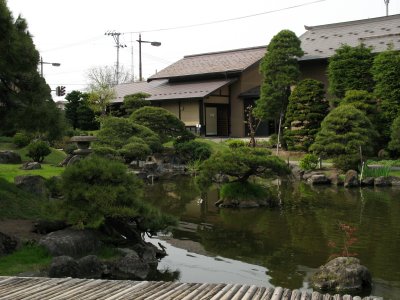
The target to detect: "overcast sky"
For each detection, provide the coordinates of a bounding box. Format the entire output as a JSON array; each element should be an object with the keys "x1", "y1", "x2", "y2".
[{"x1": 6, "y1": 0, "x2": 400, "y2": 100}]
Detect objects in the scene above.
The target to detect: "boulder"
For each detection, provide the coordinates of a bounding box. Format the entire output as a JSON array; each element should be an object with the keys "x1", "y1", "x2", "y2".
[
  {"x1": 361, "y1": 177, "x2": 375, "y2": 186},
  {"x1": 290, "y1": 165, "x2": 304, "y2": 180},
  {"x1": 238, "y1": 200, "x2": 260, "y2": 208},
  {"x1": 344, "y1": 170, "x2": 359, "y2": 188},
  {"x1": 307, "y1": 174, "x2": 331, "y2": 185},
  {"x1": 77, "y1": 255, "x2": 105, "y2": 279},
  {"x1": 0, "y1": 151, "x2": 21, "y2": 164},
  {"x1": 143, "y1": 162, "x2": 158, "y2": 173},
  {"x1": 374, "y1": 176, "x2": 392, "y2": 187},
  {"x1": 20, "y1": 162, "x2": 41, "y2": 170},
  {"x1": 311, "y1": 257, "x2": 372, "y2": 293},
  {"x1": 14, "y1": 175, "x2": 47, "y2": 196},
  {"x1": 39, "y1": 229, "x2": 103, "y2": 257},
  {"x1": 0, "y1": 232, "x2": 20, "y2": 257},
  {"x1": 48, "y1": 256, "x2": 79, "y2": 278},
  {"x1": 33, "y1": 220, "x2": 68, "y2": 234},
  {"x1": 111, "y1": 253, "x2": 150, "y2": 280},
  {"x1": 388, "y1": 176, "x2": 400, "y2": 186},
  {"x1": 327, "y1": 173, "x2": 343, "y2": 186}
]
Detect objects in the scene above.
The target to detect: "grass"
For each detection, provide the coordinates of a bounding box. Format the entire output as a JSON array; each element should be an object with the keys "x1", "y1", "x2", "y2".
[
  {"x1": 0, "y1": 164, "x2": 64, "y2": 183},
  {"x1": 0, "y1": 245, "x2": 52, "y2": 276},
  {"x1": 0, "y1": 178, "x2": 51, "y2": 220},
  {"x1": 163, "y1": 137, "x2": 229, "y2": 153}
]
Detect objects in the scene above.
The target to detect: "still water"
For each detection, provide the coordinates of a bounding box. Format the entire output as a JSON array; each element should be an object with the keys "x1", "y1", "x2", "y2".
[{"x1": 144, "y1": 177, "x2": 400, "y2": 299}]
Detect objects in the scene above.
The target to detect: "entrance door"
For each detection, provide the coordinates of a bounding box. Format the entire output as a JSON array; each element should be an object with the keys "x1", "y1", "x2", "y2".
[{"x1": 205, "y1": 107, "x2": 218, "y2": 136}]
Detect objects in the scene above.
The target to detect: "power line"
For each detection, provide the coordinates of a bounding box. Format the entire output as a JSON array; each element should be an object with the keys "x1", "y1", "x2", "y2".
[{"x1": 124, "y1": 0, "x2": 327, "y2": 34}]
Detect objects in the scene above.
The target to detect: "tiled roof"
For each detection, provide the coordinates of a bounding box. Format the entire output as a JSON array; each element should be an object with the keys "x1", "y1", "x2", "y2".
[
  {"x1": 112, "y1": 79, "x2": 233, "y2": 103},
  {"x1": 148, "y1": 46, "x2": 266, "y2": 80},
  {"x1": 300, "y1": 14, "x2": 400, "y2": 60}
]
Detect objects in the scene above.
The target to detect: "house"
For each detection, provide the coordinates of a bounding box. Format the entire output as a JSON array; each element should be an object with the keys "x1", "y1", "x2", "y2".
[{"x1": 113, "y1": 14, "x2": 400, "y2": 137}]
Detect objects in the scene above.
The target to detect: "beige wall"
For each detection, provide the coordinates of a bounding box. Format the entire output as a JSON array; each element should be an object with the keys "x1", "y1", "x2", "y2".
[
  {"x1": 180, "y1": 101, "x2": 200, "y2": 126},
  {"x1": 230, "y1": 64, "x2": 262, "y2": 137},
  {"x1": 160, "y1": 102, "x2": 180, "y2": 117},
  {"x1": 299, "y1": 59, "x2": 329, "y2": 92},
  {"x1": 204, "y1": 95, "x2": 229, "y2": 104}
]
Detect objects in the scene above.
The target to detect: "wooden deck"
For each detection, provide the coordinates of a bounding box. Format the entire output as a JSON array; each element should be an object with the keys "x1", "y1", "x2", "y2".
[{"x1": 0, "y1": 276, "x2": 382, "y2": 300}]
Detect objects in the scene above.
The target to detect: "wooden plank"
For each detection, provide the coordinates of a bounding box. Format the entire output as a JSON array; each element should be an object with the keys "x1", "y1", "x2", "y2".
[
  {"x1": 282, "y1": 288, "x2": 292, "y2": 300},
  {"x1": 333, "y1": 294, "x2": 342, "y2": 300},
  {"x1": 133, "y1": 281, "x2": 176, "y2": 300},
  {"x1": 0, "y1": 278, "x2": 57, "y2": 298},
  {"x1": 342, "y1": 295, "x2": 352, "y2": 300},
  {"x1": 290, "y1": 290, "x2": 301, "y2": 300},
  {"x1": 247, "y1": 286, "x2": 266, "y2": 300},
  {"x1": 311, "y1": 291, "x2": 323, "y2": 300},
  {"x1": 237, "y1": 285, "x2": 259, "y2": 300},
  {"x1": 26, "y1": 278, "x2": 85, "y2": 300},
  {"x1": 208, "y1": 283, "x2": 235, "y2": 300},
  {"x1": 143, "y1": 282, "x2": 183, "y2": 300},
  {"x1": 101, "y1": 281, "x2": 151, "y2": 300},
  {"x1": 271, "y1": 287, "x2": 284, "y2": 300},
  {"x1": 218, "y1": 284, "x2": 245, "y2": 300},
  {"x1": 300, "y1": 290, "x2": 312, "y2": 300},
  {"x1": 260, "y1": 287, "x2": 275, "y2": 300},
  {"x1": 322, "y1": 294, "x2": 333, "y2": 300},
  {"x1": 230, "y1": 284, "x2": 251, "y2": 300},
  {"x1": 171, "y1": 283, "x2": 204, "y2": 300}
]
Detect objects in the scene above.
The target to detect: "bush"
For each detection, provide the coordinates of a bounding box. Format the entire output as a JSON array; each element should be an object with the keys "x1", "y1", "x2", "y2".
[
  {"x1": 265, "y1": 134, "x2": 278, "y2": 148},
  {"x1": 388, "y1": 115, "x2": 400, "y2": 155},
  {"x1": 63, "y1": 142, "x2": 78, "y2": 155},
  {"x1": 60, "y1": 155, "x2": 176, "y2": 231},
  {"x1": 226, "y1": 139, "x2": 247, "y2": 149},
  {"x1": 119, "y1": 140, "x2": 151, "y2": 162},
  {"x1": 174, "y1": 140, "x2": 212, "y2": 163},
  {"x1": 299, "y1": 154, "x2": 319, "y2": 171},
  {"x1": 220, "y1": 181, "x2": 271, "y2": 202},
  {"x1": 92, "y1": 146, "x2": 120, "y2": 159},
  {"x1": 13, "y1": 132, "x2": 31, "y2": 148},
  {"x1": 27, "y1": 140, "x2": 51, "y2": 162}
]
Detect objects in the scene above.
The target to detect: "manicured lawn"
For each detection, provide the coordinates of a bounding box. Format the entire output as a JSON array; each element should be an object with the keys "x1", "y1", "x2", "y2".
[
  {"x1": 0, "y1": 245, "x2": 52, "y2": 275},
  {"x1": 196, "y1": 138, "x2": 229, "y2": 153},
  {"x1": 0, "y1": 164, "x2": 64, "y2": 183}
]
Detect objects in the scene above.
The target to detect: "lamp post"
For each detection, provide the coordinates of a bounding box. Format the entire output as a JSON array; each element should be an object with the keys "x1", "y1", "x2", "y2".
[
  {"x1": 137, "y1": 34, "x2": 161, "y2": 81},
  {"x1": 39, "y1": 56, "x2": 60, "y2": 77}
]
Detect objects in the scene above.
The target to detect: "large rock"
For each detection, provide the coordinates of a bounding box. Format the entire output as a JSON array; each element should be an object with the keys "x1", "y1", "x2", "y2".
[
  {"x1": 39, "y1": 229, "x2": 103, "y2": 257},
  {"x1": 0, "y1": 151, "x2": 21, "y2": 164},
  {"x1": 361, "y1": 177, "x2": 375, "y2": 186},
  {"x1": 20, "y1": 162, "x2": 41, "y2": 170},
  {"x1": 311, "y1": 257, "x2": 372, "y2": 293},
  {"x1": 14, "y1": 175, "x2": 47, "y2": 196},
  {"x1": 48, "y1": 256, "x2": 79, "y2": 278},
  {"x1": 307, "y1": 174, "x2": 331, "y2": 185},
  {"x1": 388, "y1": 176, "x2": 400, "y2": 186},
  {"x1": 0, "y1": 232, "x2": 20, "y2": 257},
  {"x1": 111, "y1": 252, "x2": 150, "y2": 280},
  {"x1": 374, "y1": 176, "x2": 392, "y2": 187},
  {"x1": 77, "y1": 255, "x2": 105, "y2": 279},
  {"x1": 344, "y1": 170, "x2": 359, "y2": 188}
]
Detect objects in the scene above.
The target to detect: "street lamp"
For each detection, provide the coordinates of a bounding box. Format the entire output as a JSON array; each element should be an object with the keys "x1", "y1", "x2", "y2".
[
  {"x1": 137, "y1": 34, "x2": 161, "y2": 81},
  {"x1": 39, "y1": 56, "x2": 60, "y2": 77}
]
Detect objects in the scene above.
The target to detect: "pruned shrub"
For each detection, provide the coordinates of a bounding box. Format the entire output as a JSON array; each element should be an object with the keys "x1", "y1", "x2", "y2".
[
  {"x1": 92, "y1": 146, "x2": 120, "y2": 159},
  {"x1": 27, "y1": 140, "x2": 51, "y2": 162},
  {"x1": 119, "y1": 139, "x2": 151, "y2": 163},
  {"x1": 174, "y1": 140, "x2": 212, "y2": 163},
  {"x1": 13, "y1": 132, "x2": 31, "y2": 148},
  {"x1": 220, "y1": 181, "x2": 272, "y2": 203},
  {"x1": 226, "y1": 139, "x2": 247, "y2": 149},
  {"x1": 299, "y1": 154, "x2": 319, "y2": 171}
]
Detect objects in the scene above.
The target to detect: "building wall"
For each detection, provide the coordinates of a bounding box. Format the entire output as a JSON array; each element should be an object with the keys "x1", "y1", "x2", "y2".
[
  {"x1": 230, "y1": 64, "x2": 262, "y2": 137},
  {"x1": 160, "y1": 102, "x2": 180, "y2": 117},
  {"x1": 180, "y1": 101, "x2": 200, "y2": 126},
  {"x1": 299, "y1": 59, "x2": 329, "y2": 92}
]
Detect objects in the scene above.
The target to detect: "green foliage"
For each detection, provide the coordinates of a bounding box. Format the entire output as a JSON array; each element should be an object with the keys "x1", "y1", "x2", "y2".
[
  {"x1": 63, "y1": 142, "x2": 78, "y2": 155},
  {"x1": 197, "y1": 147, "x2": 290, "y2": 189},
  {"x1": 60, "y1": 155, "x2": 175, "y2": 232},
  {"x1": 123, "y1": 92, "x2": 151, "y2": 115},
  {"x1": 284, "y1": 79, "x2": 328, "y2": 151},
  {"x1": 255, "y1": 30, "x2": 304, "y2": 121},
  {"x1": 372, "y1": 49, "x2": 400, "y2": 141},
  {"x1": 328, "y1": 44, "x2": 374, "y2": 98},
  {"x1": 362, "y1": 165, "x2": 391, "y2": 178},
  {"x1": 92, "y1": 146, "x2": 120, "y2": 158},
  {"x1": 130, "y1": 107, "x2": 186, "y2": 142},
  {"x1": 226, "y1": 139, "x2": 247, "y2": 149},
  {"x1": 220, "y1": 181, "x2": 271, "y2": 202},
  {"x1": 26, "y1": 140, "x2": 51, "y2": 162},
  {"x1": 388, "y1": 115, "x2": 400, "y2": 155},
  {"x1": 340, "y1": 90, "x2": 379, "y2": 126},
  {"x1": 299, "y1": 154, "x2": 319, "y2": 171},
  {"x1": 0, "y1": 245, "x2": 52, "y2": 276},
  {"x1": 0, "y1": 163, "x2": 64, "y2": 183},
  {"x1": 119, "y1": 139, "x2": 151, "y2": 162},
  {"x1": 174, "y1": 140, "x2": 212, "y2": 163},
  {"x1": 12, "y1": 132, "x2": 31, "y2": 148},
  {"x1": 96, "y1": 117, "x2": 162, "y2": 152},
  {"x1": 310, "y1": 105, "x2": 377, "y2": 171}
]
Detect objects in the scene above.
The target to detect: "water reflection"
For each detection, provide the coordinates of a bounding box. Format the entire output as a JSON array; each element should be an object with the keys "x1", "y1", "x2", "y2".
[{"x1": 144, "y1": 177, "x2": 400, "y2": 299}]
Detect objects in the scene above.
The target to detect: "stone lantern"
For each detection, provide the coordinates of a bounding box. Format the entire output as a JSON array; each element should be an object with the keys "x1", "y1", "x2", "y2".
[{"x1": 67, "y1": 135, "x2": 97, "y2": 165}]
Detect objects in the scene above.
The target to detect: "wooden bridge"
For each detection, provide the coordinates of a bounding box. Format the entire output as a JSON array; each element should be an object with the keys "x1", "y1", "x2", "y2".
[{"x1": 0, "y1": 276, "x2": 382, "y2": 300}]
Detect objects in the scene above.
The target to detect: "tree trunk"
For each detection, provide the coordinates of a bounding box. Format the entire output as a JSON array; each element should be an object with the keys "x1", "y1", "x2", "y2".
[{"x1": 276, "y1": 111, "x2": 283, "y2": 155}]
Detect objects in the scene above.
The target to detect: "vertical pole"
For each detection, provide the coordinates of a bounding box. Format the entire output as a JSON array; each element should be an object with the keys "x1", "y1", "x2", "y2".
[
  {"x1": 40, "y1": 56, "x2": 43, "y2": 77},
  {"x1": 139, "y1": 34, "x2": 142, "y2": 81},
  {"x1": 385, "y1": 0, "x2": 390, "y2": 16},
  {"x1": 116, "y1": 34, "x2": 120, "y2": 85},
  {"x1": 131, "y1": 45, "x2": 134, "y2": 82}
]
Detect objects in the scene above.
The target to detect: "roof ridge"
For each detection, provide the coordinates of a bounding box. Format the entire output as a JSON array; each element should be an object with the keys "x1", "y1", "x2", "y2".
[
  {"x1": 184, "y1": 45, "x2": 266, "y2": 58},
  {"x1": 304, "y1": 13, "x2": 400, "y2": 31}
]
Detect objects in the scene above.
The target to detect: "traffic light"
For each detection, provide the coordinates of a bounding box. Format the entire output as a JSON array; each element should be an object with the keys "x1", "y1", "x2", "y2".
[{"x1": 56, "y1": 86, "x2": 66, "y2": 96}]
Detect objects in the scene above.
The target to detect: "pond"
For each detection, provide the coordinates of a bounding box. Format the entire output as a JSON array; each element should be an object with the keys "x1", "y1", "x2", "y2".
[{"x1": 144, "y1": 177, "x2": 400, "y2": 299}]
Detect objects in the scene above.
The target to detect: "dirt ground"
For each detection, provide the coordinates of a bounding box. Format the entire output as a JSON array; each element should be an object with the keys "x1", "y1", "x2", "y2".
[{"x1": 0, "y1": 219, "x2": 43, "y2": 241}]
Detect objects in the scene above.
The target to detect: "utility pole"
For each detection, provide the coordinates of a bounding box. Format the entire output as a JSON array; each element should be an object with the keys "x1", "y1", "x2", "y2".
[
  {"x1": 384, "y1": 0, "x2": 390, "y2": 16},
  {"x1": 137, "y1": 34, "x2": 161, "y2": 81},
  {"x1": 105, "y1": 31, "x2": 126, "y2": 85},
  {"x1": 39, "y1": 56, "x2": 60, "y2": 77}
]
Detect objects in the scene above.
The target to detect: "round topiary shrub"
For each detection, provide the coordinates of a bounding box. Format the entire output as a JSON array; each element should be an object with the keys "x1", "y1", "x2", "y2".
[
  {"x1": 119, "y1": 139, "x2": 151, "y2": 163},
  {"x1": 299, "y1": 154, "x2": 319, "y2": 171},
  {"x1": 27, "y1": 140, "x2": 51, "y2": 162},
  {"x1": 174, "y1": 140, "x2": 212, "y2": 163},
  {"x1": 13, "y1": 132, "x2": 31, "y2": 148}
]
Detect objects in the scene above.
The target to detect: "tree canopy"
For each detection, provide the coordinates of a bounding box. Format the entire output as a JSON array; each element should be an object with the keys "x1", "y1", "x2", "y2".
[
  {"x1": 130, "y1": 106, "x2": 186, "y2": 142},
  {"x1": 255, "y1": 29, "x2": 304, "y2": 121},
  {"x1": 65, "y1": 90, "x2": 98, "y2": 130},
  {"x1": 0, "y1": 1, "x2": 64, "y2": 139},
  {"x1": 310, "y1": 105, "x2": 377, "y2": 170},
  {"x1": 284, "y1": 79, "x2": 328, "y2": 151},
  {"x1": 328, "y1": 44, "x2": 374, "y2": 99},
  {"x1": 123, "y1": 92, "x2": 151, "y2": 115}
]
